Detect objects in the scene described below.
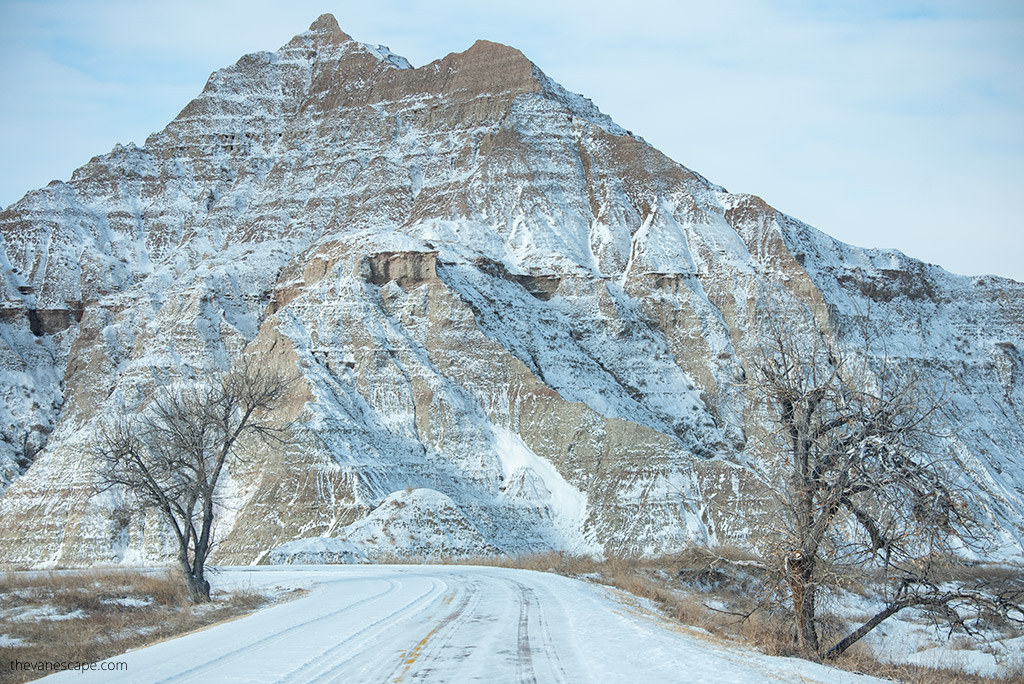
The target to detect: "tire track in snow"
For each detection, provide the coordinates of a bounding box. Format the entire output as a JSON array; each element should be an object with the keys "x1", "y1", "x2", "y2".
[
  {"x1": 387, "y1": 574, "x2": 484, "y2": 683},
  {"x1": 514, "y1": 580, "x2": 537, "y2": 684},
  {"x1": 510, "y1": 578, "x2": 574, "y2": 684},
  {"x1": 275, "y1": 576, "x2": 447, "y2": 683},
  {"x1": 152, "y1": 577, "x2": 403, "y2": 684}
]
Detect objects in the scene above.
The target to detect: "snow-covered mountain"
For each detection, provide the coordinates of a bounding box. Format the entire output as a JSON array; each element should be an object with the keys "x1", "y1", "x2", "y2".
[{"x1": 1, "y1": 14, "x2": 1021, "y2": 566}]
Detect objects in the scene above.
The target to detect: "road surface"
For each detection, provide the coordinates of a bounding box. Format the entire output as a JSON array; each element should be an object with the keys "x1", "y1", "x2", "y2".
[{"x1": 42, "y1": 565, "x2": 880, "y2": 683}]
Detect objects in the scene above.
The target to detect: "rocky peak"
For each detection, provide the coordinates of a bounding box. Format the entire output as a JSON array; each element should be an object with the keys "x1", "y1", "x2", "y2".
[
  {"x1": 430, "y1": 39, "x2": 539, "y2": 98},
  {"x1": 309, "y1": 13, "x2": 347, "y2": 37},
  {"x1": 297, "y1": 13, "x2": 353, "y2": 45}
]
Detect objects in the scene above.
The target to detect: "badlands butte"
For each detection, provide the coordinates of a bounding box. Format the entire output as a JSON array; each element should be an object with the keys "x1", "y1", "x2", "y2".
[{"x1": 0, "y1": 14, "x2": 1022, "y2": 566}]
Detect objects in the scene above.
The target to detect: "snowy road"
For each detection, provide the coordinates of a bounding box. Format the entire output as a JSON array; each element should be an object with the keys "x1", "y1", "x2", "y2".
[{"x1": 43, "y1": 565, "x2": 881, "y2": 683}]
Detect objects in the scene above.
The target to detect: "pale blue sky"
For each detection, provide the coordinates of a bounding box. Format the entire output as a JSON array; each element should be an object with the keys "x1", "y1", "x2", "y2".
[{"x1": 1, "y1": 0, "x2": 1022, "y2": 280}]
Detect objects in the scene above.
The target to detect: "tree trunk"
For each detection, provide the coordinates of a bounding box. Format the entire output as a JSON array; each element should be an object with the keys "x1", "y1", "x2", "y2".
[
  {"x1": 183, "y1": 567, "x2": 211, "y2": 603},
  {"x1": 788, "y1": 555, "x2": 820, "y2": 655},
  {"x1": 188, "y1": 499, "x2": 215, "y2": 603},
  {"x1": 178, "y1": 550, "x2": 211, "y2": 603}
]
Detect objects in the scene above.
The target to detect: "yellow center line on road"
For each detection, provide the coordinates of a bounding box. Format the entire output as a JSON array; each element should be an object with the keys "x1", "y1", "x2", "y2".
[
  {"x1": 391, "y1": 590, "x2": 457, "y2": 682},
  {"x1": 392, "y1": 624, "x2": 439, "y2": 682}
]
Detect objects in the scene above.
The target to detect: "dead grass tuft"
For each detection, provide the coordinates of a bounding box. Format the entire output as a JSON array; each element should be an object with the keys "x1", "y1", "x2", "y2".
[{"x1": 829, "y1": 646, "x2": 1024, "y2": 684}]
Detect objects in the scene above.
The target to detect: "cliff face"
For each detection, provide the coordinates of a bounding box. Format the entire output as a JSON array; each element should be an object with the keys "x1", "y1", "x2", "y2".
[{"x1": 1, "y1": 15, "x2": 1021, "y2": 566}]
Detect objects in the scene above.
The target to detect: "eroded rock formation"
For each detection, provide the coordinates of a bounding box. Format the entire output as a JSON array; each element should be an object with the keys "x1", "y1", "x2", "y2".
[{"x1": 0, "y1": 15, "x2": 1021, "y2": 566}]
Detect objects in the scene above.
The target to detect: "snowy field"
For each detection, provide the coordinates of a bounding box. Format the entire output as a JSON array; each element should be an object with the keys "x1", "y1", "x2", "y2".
[{"x1": 38, "y1": 565, "x2": 883, "y2": 683}]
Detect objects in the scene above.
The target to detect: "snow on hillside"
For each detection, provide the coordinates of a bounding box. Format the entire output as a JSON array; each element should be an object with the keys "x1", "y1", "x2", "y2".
[{"x1": 0, "y1": 12, "x2": 1021, "y2": 570}]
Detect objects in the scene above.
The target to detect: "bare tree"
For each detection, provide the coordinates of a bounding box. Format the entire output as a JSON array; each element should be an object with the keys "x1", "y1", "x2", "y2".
[
  {"x1": 745, "y1": 291, "x2": 1023, "y2": 659},
  {"x1": 95, "y1": 356, "x2": 292, "y2": 602}
]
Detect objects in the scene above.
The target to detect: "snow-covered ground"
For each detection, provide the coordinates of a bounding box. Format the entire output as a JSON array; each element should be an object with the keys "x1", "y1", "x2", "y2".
[{"x1": 39, "y1": 565, "x2": 883, "y2": 683}]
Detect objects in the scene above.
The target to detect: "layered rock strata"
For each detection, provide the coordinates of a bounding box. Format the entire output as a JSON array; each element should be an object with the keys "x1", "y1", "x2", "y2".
[{"x1": 0, "y1": 15, "x2": 1021, "y2": 565}]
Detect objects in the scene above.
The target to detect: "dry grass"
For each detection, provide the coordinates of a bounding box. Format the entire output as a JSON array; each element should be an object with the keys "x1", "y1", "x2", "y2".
[
  {"x1": 0, "y1": 568, "x2": 274, "y2": 684},
  {"x1": 829, "y1": 645, "x2": 1024, "y2": 684}
]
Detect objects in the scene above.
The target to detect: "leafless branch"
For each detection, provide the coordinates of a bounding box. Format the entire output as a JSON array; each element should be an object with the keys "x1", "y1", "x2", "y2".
[{"x1": 92, "y1": 355, "x2": 294, "y2": 602}]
